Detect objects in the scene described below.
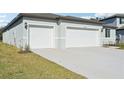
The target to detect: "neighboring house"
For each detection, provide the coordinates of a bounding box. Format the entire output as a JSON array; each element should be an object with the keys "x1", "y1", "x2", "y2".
[
  {"x1": 2, "y1": 13, "x2": 116, "y2": 50},
  {"x1": 101, "y1": 14, "x2": 124, "y2": 43},
  {"x1": 102, "y1": 24, "x2": 117, "y2": 45}
]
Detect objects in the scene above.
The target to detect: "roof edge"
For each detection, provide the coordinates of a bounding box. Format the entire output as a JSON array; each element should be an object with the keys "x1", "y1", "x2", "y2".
[
  {"x1": 3, "y1": 14, "x2": 23, "y2": 31},
  {"x1": 100, "y1": 14, "x2": 124, "y2": 21},
  {"x1": 3, "y1": 13, "x2": 107, "y2": 31}
]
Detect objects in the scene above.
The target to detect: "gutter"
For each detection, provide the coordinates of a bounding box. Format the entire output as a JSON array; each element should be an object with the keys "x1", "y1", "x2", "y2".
[{"x1": 3, "y1": 13, "x2": 104, "y2": 32}]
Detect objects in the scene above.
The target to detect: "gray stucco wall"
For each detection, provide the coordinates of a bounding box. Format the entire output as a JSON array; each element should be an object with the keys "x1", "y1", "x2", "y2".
[
  {"x1": 3, "y1": 18, "x2": 24, "y2": 48},
  {"x1": 23, "y1": 17, "x2": 59, "y2": 49},
  {"x1": 23, "y1": 17, "x2": 104, "y2": 49},
  {"x1": 60, "y1": 20, "x2": 103, "y2": 47},
  {"x1": 3, "y1": 16, "x2": 116, "y2": 49}
]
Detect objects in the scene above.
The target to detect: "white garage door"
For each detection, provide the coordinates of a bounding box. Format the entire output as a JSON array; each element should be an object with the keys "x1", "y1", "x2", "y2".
[
  {"x1": 66, "y1": 27, "x2": 100, "y2": 47},
  {"x1": 29, "y1": 25, "x2": 54, "y2": 49}
]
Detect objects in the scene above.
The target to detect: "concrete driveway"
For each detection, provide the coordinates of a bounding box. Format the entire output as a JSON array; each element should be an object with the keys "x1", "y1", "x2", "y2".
[{"x1": 32, "y1": 47, "x2": 124, "y2": 79}]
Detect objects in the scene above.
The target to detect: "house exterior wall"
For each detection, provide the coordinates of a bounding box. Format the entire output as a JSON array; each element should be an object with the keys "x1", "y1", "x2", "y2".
[
  {"x1": 56, "y1": 21, "x2": 66, "y2": 49},
  {"x1": 3, "y1": 16, "x2": 117, "y2": 49},
  {"x1": 116, "y1": 17, "x2": 124, "y2": 27},
  {"x1": 103, "y1": 17, "x2": 124, "y2": 27},
  {"x1": 102, "y1": 18, "x2": 117, "y2": 26},
  {"x1": 3, "y1": 18, "x2": 24, "y2": 48},
  {"x1": 116, "y1": 29, "x2": 124, "y2": 43},
  {"x1": 23, "y1": 17, "x2": 59, "y2": 48},
  {"x1": 23, "y1": 18, "x2": 104, "y2": 49},
  {"x1": 116, "y1": 18, "x2": 120, "y2": 27},
  {"x1": 102, "y1": 17, "x2": 124, "y2": 44},
  {"x1": 101, "y1": 29, "x2": 116, "y2": 44},
  {"x1": 60, "y1": 20, "x2": 103, "y2": 48}
]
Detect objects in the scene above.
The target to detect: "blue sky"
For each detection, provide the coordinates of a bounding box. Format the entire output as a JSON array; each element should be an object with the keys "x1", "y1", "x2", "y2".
[
  {"x1": 58, "y1": 13, "x2": 95, "y2": 17},
  {"x1": 0, "y1": 13, "x2": 113, "y2": 27},
  {"x1": 0, "y1": 13, "x2": 18, "y2": 27}
]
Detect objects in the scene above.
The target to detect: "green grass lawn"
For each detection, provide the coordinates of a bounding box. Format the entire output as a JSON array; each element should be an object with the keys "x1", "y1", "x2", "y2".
[
  {"x1": 117, "y1": 44, "x2": 124, "y2": 49},
  {"x1": 0, "y1": 42, "x2": 86, "y2": 79}
]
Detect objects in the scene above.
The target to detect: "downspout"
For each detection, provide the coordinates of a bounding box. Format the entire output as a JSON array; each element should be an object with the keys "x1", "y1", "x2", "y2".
[
  {"x1": 56, "y1": 18, "x2": 61, "y2": 49},
  {"x1": 24, "y1": 22, "x2": 30, "y2": 51},
  {"x1": 27, "y1": 24, "x2": 30, "y2": 50},
  {"x1": 101, "y1": 27, "x2": 104, "y2": 46},
  {"x1": 56, "y1": 18, "x2": 66, "y2": 49}
]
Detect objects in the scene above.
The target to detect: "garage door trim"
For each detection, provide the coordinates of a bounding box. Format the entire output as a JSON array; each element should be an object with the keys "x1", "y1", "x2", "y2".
[
  {"x1": 29, "y1": 24, "x2": 55, "y2": 49},
  {"x1": 29, "y1": 24, "x2": 54, "y2": 29},
  {"x1": 65, "y1": 27, "x2": 100, "y2": 48},
  {"x1": 67, "y1": 26, "x2": 99, "y2": 31}
]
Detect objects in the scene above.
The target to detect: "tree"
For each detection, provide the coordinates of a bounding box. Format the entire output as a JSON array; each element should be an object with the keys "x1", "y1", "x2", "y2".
[{"x1": 0, "y1": 27, "x2": 4, "y2": 41}]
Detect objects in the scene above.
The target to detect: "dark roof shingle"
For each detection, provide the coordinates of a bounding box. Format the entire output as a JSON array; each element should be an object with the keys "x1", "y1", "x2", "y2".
[
  {"x1": 3, "y1": 13, "x2": 103, "y2": 31},
  {"x1": 100, "y1": 14, "x2": 124, "y2": 21}
]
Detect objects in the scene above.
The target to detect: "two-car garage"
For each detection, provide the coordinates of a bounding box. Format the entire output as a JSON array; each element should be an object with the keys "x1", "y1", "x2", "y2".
[
  {"x1": 3, "y1": 13, "x2": 102, "y2": 50},
  {"x1": 28, "y1": 23, "x2": 101, "y2": 49}
]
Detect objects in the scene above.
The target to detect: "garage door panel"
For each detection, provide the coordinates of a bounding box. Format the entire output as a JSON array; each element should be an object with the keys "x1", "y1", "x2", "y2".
[
  {"x1": 66, "y1": 28, "x2": 100, "y2": 47},
  {"x1": 29, "y1": 25, "x2": 54, "y2": 49},
  {"x1": 30, "y1": 24, "x2": 54, "y2": 29}
]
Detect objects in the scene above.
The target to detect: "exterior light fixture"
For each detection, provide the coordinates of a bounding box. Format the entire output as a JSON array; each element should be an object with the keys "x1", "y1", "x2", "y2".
[{"x1": 25, "y1": 22, "x2": 28, "y2": 30}]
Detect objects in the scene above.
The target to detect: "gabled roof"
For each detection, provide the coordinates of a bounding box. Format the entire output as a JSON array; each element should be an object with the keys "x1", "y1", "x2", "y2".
[
  {"x1": 3, "y1": 13, "x2": 60, "y2": 31},
  {"x1": 59, "y1": 15, "x2": 103, "y2": 24},
  {"x1": 100, "y1": 14, "x2": 124, "y2": 21},
  {"x1": 3, "y1": 13, "x2": 104, "y2": 31},
  {"x1": 21, "y1": 13, "x2": 103, "y2": 24},
  {"x1": 21, "y1": 13, "x2": 60, "y2": 19}
]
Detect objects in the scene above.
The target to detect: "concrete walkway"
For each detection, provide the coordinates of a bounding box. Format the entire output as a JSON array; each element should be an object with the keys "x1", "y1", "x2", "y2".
[{"x1": 32, "y1": 47, "x2": 124, "y2": 79}]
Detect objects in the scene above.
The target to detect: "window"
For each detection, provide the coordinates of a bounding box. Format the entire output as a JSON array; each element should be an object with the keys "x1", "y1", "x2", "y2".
[
  {"x1": 120, "y1": 18, "x2": 124, "y2": 24},
  {"x1": 105, "y1": 29, "x2": 110, "y2": 38}
]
